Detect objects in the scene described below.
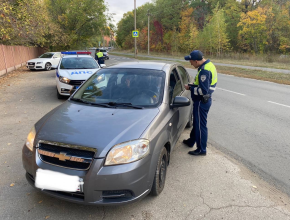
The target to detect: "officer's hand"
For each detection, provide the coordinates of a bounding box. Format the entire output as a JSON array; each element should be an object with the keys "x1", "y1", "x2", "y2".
[{"x1": 184, "y1": 84, "x2": 190, "y2": 90}]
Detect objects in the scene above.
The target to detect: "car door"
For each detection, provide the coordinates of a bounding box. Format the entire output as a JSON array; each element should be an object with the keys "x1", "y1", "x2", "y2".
[
  {"x1": 51, "y1": 53, "x2": 61, "y2": 68},
  {"x1": 176, "y1": 65, "x2": 192, "y2": 128},
  {"x1": 168, "y1": 67, "x2": 187, "y2": 145}
]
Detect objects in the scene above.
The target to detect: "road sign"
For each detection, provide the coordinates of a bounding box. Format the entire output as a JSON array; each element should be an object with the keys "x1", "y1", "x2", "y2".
[{"x1": 132, "y1": 30, "x2": 139, "y2": 38}]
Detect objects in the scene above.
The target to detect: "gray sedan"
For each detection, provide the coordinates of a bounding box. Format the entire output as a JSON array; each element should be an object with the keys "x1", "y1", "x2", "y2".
[{"x1": 22, "y1": 61, "x2": 194, "y2": 205}]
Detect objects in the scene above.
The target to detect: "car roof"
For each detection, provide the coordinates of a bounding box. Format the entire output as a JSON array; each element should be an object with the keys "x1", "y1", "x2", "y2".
[{"x1": 107, "y1": 61, "x2": 178, "y2": 71}]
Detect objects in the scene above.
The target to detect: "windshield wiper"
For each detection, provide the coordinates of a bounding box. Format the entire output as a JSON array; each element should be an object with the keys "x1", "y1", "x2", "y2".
[
  {"x1": 70, "y1": 98, "x2": 113, "y2": 108},
  {"x1": 103, "y1": 102, "x2": 144, "y2": 109}
]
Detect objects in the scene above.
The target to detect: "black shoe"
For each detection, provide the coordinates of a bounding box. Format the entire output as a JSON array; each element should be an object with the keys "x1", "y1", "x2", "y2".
[
  {"x1": 183, "y1": 139, "x2": 194, "y2": 148},
  {"x1": 188, "y1": 150, "x2": 206, "y2": 156}
]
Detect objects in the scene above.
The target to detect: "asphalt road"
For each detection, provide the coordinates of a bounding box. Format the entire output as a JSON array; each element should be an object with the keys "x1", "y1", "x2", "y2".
[
  {"x1": 111, "y1": 55, "x2": 290, "y2": 194},
  {"x1": 205, "y1": 71, "x2": 290, "y2": 195},
  {"x1": 111, "y1": 52, "x2": 290, "y2": 74},
  {"x1": 1, "y1": 55, "x2": 290, "y2": 219}
]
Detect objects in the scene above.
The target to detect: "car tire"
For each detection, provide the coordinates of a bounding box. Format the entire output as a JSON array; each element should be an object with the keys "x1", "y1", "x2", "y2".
[
  {"x1": 151, "y1": 147, "x2": 168, "y2": 196},
  {"x1": 57, "y1": 89, "x2": 65, "y2": 99},
  {"x1": 45, "y1": 63, "x2": 52, "y2": 71},
  {"x1": 186, "y1": 112, "x2": 193, "y2": 128}
]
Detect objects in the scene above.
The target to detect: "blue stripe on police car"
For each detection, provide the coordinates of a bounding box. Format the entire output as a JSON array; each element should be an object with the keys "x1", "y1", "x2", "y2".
[{"x1": 71, "y1": 71, "x2": 93, "y2": 75}]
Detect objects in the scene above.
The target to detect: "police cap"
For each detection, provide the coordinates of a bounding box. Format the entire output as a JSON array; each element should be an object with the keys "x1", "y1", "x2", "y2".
[{"x1": 184, "y1": 50, "x2": 204, "y2": 61}]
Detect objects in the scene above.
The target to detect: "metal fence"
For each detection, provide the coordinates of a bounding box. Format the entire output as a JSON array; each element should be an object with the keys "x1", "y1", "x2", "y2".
[{"x1": 0, "y1": 45, "x2": 46, "y2": 77}]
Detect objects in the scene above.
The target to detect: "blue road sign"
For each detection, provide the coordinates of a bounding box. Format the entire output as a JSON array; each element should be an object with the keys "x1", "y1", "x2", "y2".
[{"x1": 132, "y1": 30, "x2": 139, "y2": 37}]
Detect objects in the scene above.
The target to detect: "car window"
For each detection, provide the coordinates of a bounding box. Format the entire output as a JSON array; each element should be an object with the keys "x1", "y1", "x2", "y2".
[
  {"x1": 177, "y1": 66, "x2": 189, "y2": 84},
  {"x1": 169, "y1": 68, "x2": 183, "y2": 102},
  {"x1": 72, "y1": 68, "x2": 165, "y2": 108},
  {"x1": 53, "y1": 53, "x2": 61, "y2": 58},
  {"x1": 39, "y1": 53, "x2": 54, "y2": 58},
  {"x1": 60, "y1": 57, "x2": 99, "y2": 69}
]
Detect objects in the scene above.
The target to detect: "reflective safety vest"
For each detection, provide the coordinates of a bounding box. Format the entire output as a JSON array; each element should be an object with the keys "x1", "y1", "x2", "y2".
[
  {"x1": 96, "y1": 52, "x2": 104, "y2": 58},
  {"x1": 194, "y1": 61, "x2": 217, "y2": 87}
]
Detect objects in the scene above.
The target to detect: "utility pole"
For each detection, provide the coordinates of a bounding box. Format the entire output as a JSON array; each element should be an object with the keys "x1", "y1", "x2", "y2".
[
  {"x1": 147, "y1": 10, "x2": 150, "y2": 55},
  {"x1": 134, "y1": 0, "x2": 137, "y2": 58}
]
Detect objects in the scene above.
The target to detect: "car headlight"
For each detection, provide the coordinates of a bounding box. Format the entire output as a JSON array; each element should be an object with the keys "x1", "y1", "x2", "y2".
[
  {"x1": 105, "y1": 139, "x2": 150, "y2": 166},
  {"x1": 59, "y1": 76, "x2": 70, "y2": 84},
  {"x1": 36, "y1": 62, "x2": 43, "y2": 64},
  {"x1": 26, "y1": 126, "x2": 36, "y2": 151}
]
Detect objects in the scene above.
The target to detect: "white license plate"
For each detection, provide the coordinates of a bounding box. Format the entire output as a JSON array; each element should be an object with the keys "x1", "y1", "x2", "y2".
[{"x1": 35, "y1": 169, "x2": 84, "y2": 192}]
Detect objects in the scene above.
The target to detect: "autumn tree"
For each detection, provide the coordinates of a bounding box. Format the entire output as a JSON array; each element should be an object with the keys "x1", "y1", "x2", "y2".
[
  {"x1": 238, "y1": 7, "x2": 268, "y2": 53},
  {"x1": 45, "y1": 0, "x2": 107, "y2": 50},
  {"x1": 0, "y1": 0, "x2": 65, "y2": 47},
  {"x1": 223, "y1": 0, "x2": 243, "y2": 50},
  {"x1": 116, "y1": 12, "x2": 134, "y2": 48},
  {"x1": 178, "y1": 7, "x2": 194, "y2": 53}
]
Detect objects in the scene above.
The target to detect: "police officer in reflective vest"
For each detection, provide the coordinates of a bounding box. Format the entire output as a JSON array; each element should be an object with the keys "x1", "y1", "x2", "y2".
[
  {"x1": 95, "y1": 49, "x2": 104, "y2": 65},
  {"x1": 183, "y1": 50, "x2": 217, "y2": 156}
]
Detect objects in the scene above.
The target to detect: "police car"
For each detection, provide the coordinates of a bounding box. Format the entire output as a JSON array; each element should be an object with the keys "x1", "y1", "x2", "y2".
[{"x1": 56, "y1": 51, "x2": 105, "y2": 99}]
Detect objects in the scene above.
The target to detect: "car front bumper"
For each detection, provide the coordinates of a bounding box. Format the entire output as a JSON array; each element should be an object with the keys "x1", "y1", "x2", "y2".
[
  {"x1": 22, "y1": 144, "x2": 152, "y2": 205},
  {"x1": 56, "y1": 77, "x2": 74, "y2": 96},
  {"x1": 26, "y1": 63, "x2": 45, "y2": 70}
]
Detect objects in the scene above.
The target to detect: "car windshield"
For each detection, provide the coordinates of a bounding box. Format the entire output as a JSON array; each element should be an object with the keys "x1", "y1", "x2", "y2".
[
  {"x1": 60, "y1": 57, "x2": 99, "y2": 69},
  {"x1": 72, "y1": 68, "x2": 165, "y2": 108},
  {"x1": 39, "y1": 53, "x2": 54, "y2": 58}
]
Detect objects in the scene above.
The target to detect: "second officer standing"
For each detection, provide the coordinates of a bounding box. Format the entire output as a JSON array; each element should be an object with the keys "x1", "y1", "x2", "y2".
[{"x1": 95, "y1": 49, "x2": 105, "y2": 65}]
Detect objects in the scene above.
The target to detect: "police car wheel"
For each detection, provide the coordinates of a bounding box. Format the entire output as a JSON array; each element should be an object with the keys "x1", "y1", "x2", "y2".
[
  {"x1": 57, "y1": 89, "x2": 65, "y2": 99},
  {"x1": 151, "y1": 147, "x2": 168, "y2": 196},
  {"x1": 45, "y1": 63, "x2": 52, "y2": 71}
]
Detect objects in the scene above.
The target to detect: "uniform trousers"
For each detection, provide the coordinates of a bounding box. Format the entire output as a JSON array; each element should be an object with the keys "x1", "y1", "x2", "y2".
[{"x1": 188, "y1": 98, "x2": 212, "y2": 153}]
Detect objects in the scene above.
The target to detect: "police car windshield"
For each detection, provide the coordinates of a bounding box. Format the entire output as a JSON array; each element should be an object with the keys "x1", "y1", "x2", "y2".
[
  {"x1": 72, "y1": 68, "x2": 165, "y2": 108},
  {"x1": 60, "y1": 57, "x2": 99, "y2": 69},
  {"x1": 39, "y1": 53, "x2": 54, "y2": 58}
]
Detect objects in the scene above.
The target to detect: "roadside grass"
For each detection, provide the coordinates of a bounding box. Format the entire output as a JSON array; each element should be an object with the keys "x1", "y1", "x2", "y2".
[
  {"x1": 112, "y1": 53, "x2": 290, "y2": 85},
  {"x1": 201, "y1": 66, "x2": 290, "y2": 85},
  {"x1": 112, "y1": 50, "x2": 290, "y2": 70}
]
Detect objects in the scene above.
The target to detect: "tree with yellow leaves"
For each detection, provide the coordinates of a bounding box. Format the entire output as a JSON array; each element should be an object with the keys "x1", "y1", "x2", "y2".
[
  {"x1": 238, "y1": 7, "x2": 268, "y2": 54},
  {"x1": 178, "y1": 7, "x2": 194, "y2": 53}
]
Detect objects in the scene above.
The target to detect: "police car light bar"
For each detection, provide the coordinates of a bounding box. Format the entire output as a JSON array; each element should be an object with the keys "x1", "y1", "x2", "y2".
[
  {"x1": 77, "y1": 52, "x2": 91, "y2": 54},
  {"x1": 61, "y1": 51, "x2": 91, "y2": 55}
]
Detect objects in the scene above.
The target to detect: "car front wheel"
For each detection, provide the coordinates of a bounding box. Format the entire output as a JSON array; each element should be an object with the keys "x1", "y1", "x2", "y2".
[
  {"x1": 186, "y1": 112, "x2": 193, "y2": 128},
  {"x1": 45, "y1": 63, "x2": 52, "y2": 71},
  {"x1": 151, "y1": 147, "x2": 168, "y2": 196},
  {"x1": 57, "y1": 89, "x2": 65, "y2": 99}
]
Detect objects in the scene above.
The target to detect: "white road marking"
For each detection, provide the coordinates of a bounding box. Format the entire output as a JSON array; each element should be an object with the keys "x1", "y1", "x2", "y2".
[
  {"x1": 268, "y1": 101, "x2": 290, "y2": 108},
  {"x1": 217, "y1": 88, "x2": 246, "y2": 96}
]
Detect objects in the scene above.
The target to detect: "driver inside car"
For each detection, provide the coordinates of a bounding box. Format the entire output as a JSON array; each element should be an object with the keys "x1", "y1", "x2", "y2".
[{"x1": 111, "y1": 74, "x2": 137, "y2": 101}]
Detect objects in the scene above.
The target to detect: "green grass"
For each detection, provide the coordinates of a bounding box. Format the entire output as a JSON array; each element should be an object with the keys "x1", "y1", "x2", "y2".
[{"x1": 111, "y1": 50, "x2": 290, "y2": 70}]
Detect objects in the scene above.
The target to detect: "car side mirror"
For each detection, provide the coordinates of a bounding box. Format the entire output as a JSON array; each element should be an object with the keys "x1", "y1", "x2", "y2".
[
  {"x1": 170, "y1": 96, "x2": 190, "y2": 108},
  {"x1": 100, "y1": 64, "x2": 106, "y2": 68}
]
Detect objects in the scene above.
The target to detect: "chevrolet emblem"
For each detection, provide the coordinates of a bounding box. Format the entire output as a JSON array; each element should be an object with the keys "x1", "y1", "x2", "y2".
[{"x1": 54, "y1": 152, "x2": 71, "y2": 161}]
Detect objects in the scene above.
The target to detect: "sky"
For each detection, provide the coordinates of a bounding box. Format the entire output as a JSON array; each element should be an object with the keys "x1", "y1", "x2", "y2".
[{"x1": 105, "y1": 0, "x2": 152, "y2": 26}]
